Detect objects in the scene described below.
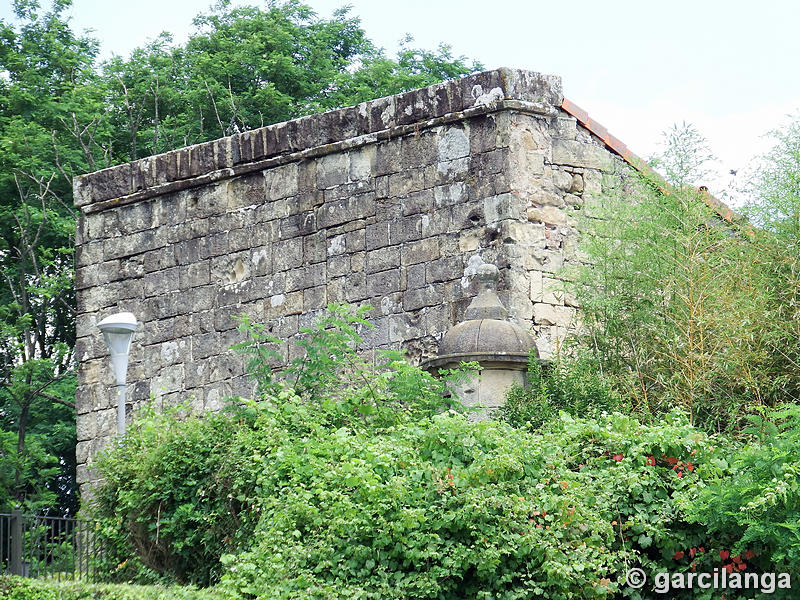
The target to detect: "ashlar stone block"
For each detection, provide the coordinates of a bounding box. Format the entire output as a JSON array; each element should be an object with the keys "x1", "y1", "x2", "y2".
[
  {"x1": 366, "y1": 246, "x2": 401, "y2": 274},
  {"x1": 227, "y1": 172, "x2": 266, "y2": 210},
  {"x1": 533, "y1": 303, "x2": 575, "y2": 327},
  {"x1": 438, "y1": 125, "x2": 470, "y2": 161},
  {"x1": 401, "y1": 238, "x2": 440, "y2": 266},
  {"x1": 264, "y1": 163, "x2": 299, "y2": 200},
  {"x1": 316, "y1": 152, "x2": 349, "y2": 189},
  {"x1": 552, "y1": 139, "x2": 614, "y2": 172},
  {"x1": 348, "y1": 146, "x2": 375, "y2": 181}
]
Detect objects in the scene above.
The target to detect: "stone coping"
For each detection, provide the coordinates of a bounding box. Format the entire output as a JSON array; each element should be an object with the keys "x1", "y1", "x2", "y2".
[{"x1": 73, "y1": 68, "x2": 563, "y2": 213}]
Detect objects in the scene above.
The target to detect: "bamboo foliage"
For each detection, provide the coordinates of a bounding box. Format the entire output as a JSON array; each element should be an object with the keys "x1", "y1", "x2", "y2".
[{"x1": 571, "y1": 124, "x2": 797, "y2": 433}]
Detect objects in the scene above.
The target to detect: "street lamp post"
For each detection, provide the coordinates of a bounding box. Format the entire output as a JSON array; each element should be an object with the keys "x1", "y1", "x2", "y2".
[{"x1": 97, "y1": 312, "x2": 138, "y2": 435}]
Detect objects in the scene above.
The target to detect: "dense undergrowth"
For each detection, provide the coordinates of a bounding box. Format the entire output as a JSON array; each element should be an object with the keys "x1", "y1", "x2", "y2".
[{"x1": 79, "y1": 305, "x2": 800, "y2": 600}]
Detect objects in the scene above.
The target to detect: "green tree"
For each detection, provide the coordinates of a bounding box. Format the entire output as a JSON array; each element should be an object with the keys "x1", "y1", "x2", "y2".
[
  {"x1": 99, "y1": 1, "x2": 481, "y2": 158},
  {"x1": 325, "y1": 35, "x2": 481, "y2": 110},
  {"x1": 101, "y1": 34, "x2": 185, "y2": 160},
  {"x1": 0, "y1": 0, "x2": 109, "y2": 513}
]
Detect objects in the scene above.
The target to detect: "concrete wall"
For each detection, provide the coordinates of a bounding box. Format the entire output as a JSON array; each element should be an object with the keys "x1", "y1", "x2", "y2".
[{"x1": 73, "y1": 68, "x2": 627, "y2": 492}]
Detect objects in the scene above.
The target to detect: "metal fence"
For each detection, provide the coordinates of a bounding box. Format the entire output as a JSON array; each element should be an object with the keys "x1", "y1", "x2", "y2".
[{"x1": 0, "y1": 510, "x2": 106, "y2": 581}]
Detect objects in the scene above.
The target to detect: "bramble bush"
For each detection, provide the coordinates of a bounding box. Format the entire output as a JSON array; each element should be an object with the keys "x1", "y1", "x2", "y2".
[
  {"x1": 680, "y1": 405, "x2": 800, "y2": 579},
  {"x1": 216, "y1": 407, "x2": 725, "y2": 599}
]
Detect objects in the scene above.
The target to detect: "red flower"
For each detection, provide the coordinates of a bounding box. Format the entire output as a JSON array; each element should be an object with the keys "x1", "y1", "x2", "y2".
[
  {"x1": 720, "y1": 550, "x2": 730, "y2": 561},
  {"x1": 673, "y1": 551, "x2": 685, "y2": 560},
  {"x1": 612, "y1": 454, "x2": 623, "y2": 462},
  {"x1": 699, "y1": 547, "x2": 705, "y2": 553},
  {"x1": 647, "y1": 456, "x2": 656, "y2": 466},
  {"x1": 744, "y1": 550, "x2": 755, "y2": 560},
  {"x1": 737, "y1": 563, "x2": 747, "y2": 571},
  {"x1": 677, "y1": 471, "x2": 683, "y2": 478},
  {"x1": 724, "y1": 564, "x2": 734, "y2": 574},
  {"x1": 689, "y1": 547, "x2": 697, "y2": 558}
]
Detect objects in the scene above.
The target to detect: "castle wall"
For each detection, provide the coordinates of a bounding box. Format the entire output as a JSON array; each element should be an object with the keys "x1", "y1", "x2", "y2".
[{"x1": 73, "y1": 68, "x2": 626, "y2": 492}]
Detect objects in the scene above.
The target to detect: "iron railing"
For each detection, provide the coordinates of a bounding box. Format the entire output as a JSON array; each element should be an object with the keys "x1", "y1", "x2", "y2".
[{"x1": 0, "y1": 510, "x2": 106, "y2": 581}]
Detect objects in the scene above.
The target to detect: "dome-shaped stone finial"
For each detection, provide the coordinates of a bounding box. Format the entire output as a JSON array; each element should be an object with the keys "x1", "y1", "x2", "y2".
[{"x1": 423, "y1": 261, "x2": 538, "y2": 421}]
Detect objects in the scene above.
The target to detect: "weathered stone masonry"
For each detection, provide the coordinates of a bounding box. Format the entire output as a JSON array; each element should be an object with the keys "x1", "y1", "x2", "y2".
[{"x1": 73, "y1": 68, "x2": 629, "y2": 492}]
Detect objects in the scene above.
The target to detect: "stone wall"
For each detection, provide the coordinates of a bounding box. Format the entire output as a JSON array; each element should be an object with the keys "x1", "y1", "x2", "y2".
[{"x1": 73, "y1": 68, "x2": 627, "y2": 493}]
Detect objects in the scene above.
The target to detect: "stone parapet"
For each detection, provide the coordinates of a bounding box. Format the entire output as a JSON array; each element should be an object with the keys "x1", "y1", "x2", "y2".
[{"x1": 74, "y1": 69, "x2": 563, "y2": 213}]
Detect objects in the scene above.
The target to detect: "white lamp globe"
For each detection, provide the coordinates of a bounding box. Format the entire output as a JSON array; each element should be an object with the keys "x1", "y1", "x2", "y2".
[{"x1": 97, "y1": 312, "x2": 138, "y2": 435}]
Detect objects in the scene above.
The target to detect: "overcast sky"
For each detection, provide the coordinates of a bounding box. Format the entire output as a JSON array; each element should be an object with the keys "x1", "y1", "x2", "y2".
[{"x1": 4, "y1": 0, "x2": 799, "y2": 204}]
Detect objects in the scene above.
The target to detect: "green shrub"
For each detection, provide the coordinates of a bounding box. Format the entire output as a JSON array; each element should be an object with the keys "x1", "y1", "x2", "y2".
[
  {"x1": 216, "y1": 409, "x2": 717, "y2": 600},
  {"x1": 502, "y1": 353, "x2": 625, "y2": 430},
  {"x1": 89, "y1": 402, "x2": 253, "y2": 585},
  {"x1": 96, "y1": 386, "x2": 725, "y2": 598},
  {"x1": 680, "y1": 404, "x2": 800, "y2": 581},
  {"x1": 0, "y1": 575, "x2": 226, "y2": 600},
  {"x1": 89, "y1": 305, "x2": 467, "y2": 586}
]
